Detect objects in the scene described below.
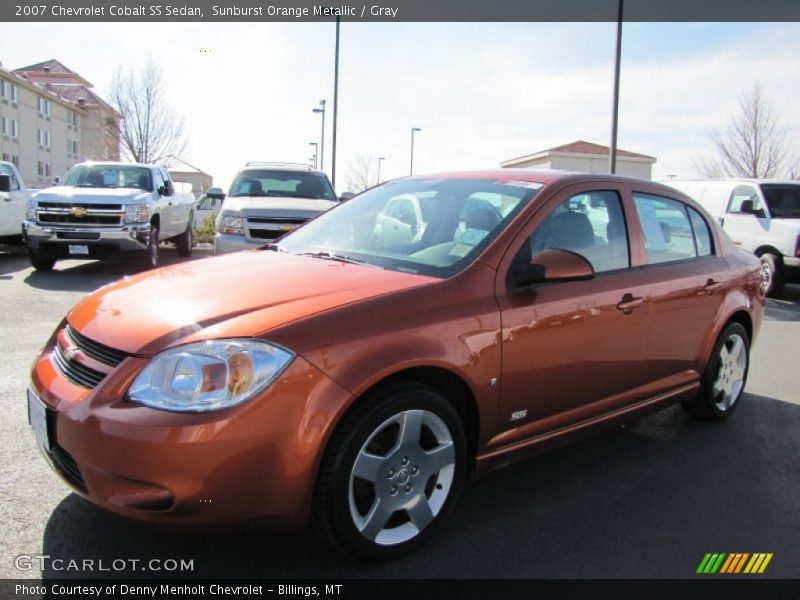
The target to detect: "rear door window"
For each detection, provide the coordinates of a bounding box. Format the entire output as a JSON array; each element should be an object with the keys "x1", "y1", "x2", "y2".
[{"x1": 634, "y1": 193, "x2": 707, "y2": 264}]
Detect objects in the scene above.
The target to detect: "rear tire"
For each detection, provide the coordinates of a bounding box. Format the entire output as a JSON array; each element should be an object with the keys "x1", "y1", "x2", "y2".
[
  {"x1": 177, "y1": 220, "x2": 193, "y2": 257},
  {"x1": 29, "y1": 253, "x2": 56, "y2": 271},
  {"x1": 313, "y1": 381, "x2": 466, "y2": 560},
  {"x1": 682, "y1": 322, "x2": 750, "y2": 421},
  {"x1": 760, "y1": 253, "x2": 785, "y2": 298}
]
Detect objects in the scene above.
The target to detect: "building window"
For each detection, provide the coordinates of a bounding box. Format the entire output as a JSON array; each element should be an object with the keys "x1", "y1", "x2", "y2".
[
  {"x1": 37, "y1": 161, "x2": 50, "y2": 177},
  {"x1": 0, "y1": 80, "x2": 6, "y2": 98},
  {"x1": 37, "y1": 96, "x2": 51, "y2": 116},
  {"x1": 69, "y1": 111, "x2": 79, "y2": 127},
  {"x1": 1, "y1": 116, "x2": 6, "y2": 136},
  {"x1": 67, "y1": 139, "x2": 78, "y2": 155},
  {"x1": 11, "y1": 84, "x2": 17, "y2": 103},
  {"x1": 2, "y1": 153, "x2": 9, "y2": 162},
  {"x1": 11, "y1": 120, "x2": 17, "y2": 139},
  {"x1": 12, "y1": 155, "x2": 19, "y2": 168},
  {"x1": 37, "y1": 128, "x2": 51, "y2": 147}
]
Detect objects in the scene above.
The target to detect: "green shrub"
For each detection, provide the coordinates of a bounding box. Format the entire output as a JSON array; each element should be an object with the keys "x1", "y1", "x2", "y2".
[{"x1": 194, "y1": 214, "x2": 216, "y2": 245}]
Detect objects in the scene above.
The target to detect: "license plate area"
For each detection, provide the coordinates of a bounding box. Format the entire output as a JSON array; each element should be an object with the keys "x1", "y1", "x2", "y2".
[
  {"x1": 27, "y1": 389, "x2": 52, "y2": 453},
  {"x1": 68, "y1": 244, "x2": 89, "y2": 255}
]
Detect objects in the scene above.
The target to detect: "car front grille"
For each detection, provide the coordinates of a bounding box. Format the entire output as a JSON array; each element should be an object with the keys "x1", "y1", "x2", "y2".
[
  {"x1": 65, "y1": 325, "x2": 128, "y2": 367},
  {"x1": 37, "y1": 202, "x2": 124, "y2": 227},
  {"x1": 246, "y1": 217, "x2": 308, "y2": 240},
  {"x1": 51, "y1": 344, "x2": 106, "y2": 389},
  {"x1": 51, "y1": 443, "x2": 87, "y2": 492}
]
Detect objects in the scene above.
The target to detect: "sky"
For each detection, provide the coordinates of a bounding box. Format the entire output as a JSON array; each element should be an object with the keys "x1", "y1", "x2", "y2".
[{"x1": 2, "y1": 22, "x2": 799, "y2": 191}]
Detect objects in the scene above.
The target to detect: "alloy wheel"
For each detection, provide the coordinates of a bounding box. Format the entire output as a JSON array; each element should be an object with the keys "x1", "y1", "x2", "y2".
[{"x1": 711, "y1": 332, "x2": 747, "y2": 412}]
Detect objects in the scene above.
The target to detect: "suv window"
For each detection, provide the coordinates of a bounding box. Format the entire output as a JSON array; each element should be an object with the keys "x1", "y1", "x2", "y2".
[
  {"x1": 230, "y1": 169, "x2": 336, "y2": 201},
  {"x1": 634, "y1": 193, "x2": 705, "y2": 264},
  {"x1": 525, "y1": 190, "x2": 629, "y2": 274}
]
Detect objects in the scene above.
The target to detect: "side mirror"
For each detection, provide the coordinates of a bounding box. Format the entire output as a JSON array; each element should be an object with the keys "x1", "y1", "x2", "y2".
[
  {"x1": 207, "y1": 187, "x2": 226, "y2": 201},
  {"x1": 739, "y1": 199, "x2": 765, "y2": 218},
  {"x1": 339, "y1": 192, "x2": 355, "y2": 202},
  {"x1": 509, "y1": 248, "x2": 594, "y2": 290},
  {"x1": 0, "y1": 174, "x2": 10, "y2": 193}
]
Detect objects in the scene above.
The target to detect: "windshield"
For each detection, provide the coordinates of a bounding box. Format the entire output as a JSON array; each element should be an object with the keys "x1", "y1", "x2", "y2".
[
  {"x1": 61, "y1": 165, "x2": 152, "y2": 191},
  {"x1": 229, "y1": 169, "x2": 336, "y2": 201},
  {"x1": 276, "y1": 177, "x2": 542, "y2": 278},
  {"x1": 760, "y1": 184, "x2": 800, "y2": 218}
]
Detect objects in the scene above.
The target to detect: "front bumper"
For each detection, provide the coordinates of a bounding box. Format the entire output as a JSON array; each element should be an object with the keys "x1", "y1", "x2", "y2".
[
  {"x1": 213, "y1": 232, "x2": 262, "y2": 255},
  {"x1": 29, "y1": 335, "x2": 353, "y2": 529},
  {"x1": 23, "y1": 220, "x2": 151, "y2": 258}
]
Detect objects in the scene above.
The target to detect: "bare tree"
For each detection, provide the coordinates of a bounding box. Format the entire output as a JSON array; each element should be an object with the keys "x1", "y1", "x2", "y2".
[
  {"x1": 695, "y1": 82, "x2": 796, "y2": 179},
  {"x1": 108, "y1": 57, "x2": 187, "y2": 165},
  {"x1": 345, "y1": 155, "x2": 378, "y2": 192}
]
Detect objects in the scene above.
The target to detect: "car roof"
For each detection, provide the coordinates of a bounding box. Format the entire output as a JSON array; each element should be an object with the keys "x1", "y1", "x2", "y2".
[
  {"x1": 666, "y1": 178, "x2": 800, "y2": 186},
  {"x1": 238, "y1": 162, "x2": 325, "y2": 175},
  {"x1": 411, "y1": 169, "x2": 680, "y2": 191}
]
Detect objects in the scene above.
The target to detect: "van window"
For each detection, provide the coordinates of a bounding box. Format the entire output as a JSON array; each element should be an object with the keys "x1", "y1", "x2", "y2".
[
  {"x1": 727, "y1": 185, "x2": 762, "y2": 214},
  {"x1": 760, "y1": 184, "x2": 800, "y2": 219}
]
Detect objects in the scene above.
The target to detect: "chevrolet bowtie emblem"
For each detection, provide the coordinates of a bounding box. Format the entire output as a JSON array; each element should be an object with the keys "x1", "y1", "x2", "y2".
[
  {"x1": 62, "y1": 343, "x2": 78, "y2": 362},
  {"x1": 69, "y1": 206, "x2": 88, "y2": 217}
]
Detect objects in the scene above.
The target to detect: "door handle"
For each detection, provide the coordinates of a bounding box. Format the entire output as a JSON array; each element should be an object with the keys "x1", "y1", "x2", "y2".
[
  {"x1": 617, "y1": 294, "x2": 644, "y2": 314},
  {"x1": 703, "y1": 279, "x2": 724, "y2": 294}
]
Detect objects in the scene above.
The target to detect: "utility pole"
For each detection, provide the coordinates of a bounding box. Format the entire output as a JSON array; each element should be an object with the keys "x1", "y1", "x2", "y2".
[{"x1": 609, "y1": 0, "x2": 623, "y2": 174}]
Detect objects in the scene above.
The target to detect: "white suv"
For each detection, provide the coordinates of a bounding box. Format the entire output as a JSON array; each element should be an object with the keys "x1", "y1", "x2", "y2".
[{"x1": 213, "y1": 162, "x2": 340, "y2": 255}]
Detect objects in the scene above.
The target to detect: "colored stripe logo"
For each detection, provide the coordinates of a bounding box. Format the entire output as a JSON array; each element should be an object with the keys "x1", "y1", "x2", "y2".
[{"x1": 697, "y1": 553, "x2": 773, "y2": 574}]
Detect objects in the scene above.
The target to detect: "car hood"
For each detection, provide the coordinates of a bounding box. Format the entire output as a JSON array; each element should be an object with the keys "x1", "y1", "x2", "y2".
[
  {"x1": 33, "y1": 186, "x2": 151, "y2": 205},
  {"x1": 222, "y1": 195, "x2": 338, "y2": 216},
  {"x1": 67, "y1": 251, "x2": 437, "y2": 355}
]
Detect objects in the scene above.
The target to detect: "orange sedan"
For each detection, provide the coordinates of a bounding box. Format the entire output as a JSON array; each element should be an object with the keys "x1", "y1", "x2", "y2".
[{"x1": 28, "y1": 171, "x2": 764, "y2": 559}]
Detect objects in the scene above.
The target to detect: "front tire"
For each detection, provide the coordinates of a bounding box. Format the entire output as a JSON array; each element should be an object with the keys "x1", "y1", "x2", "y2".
[
  {"x1": 760, "y1": 253, "x2": 785, "y2": 298},
  {"x1": 682, "y1": 322, "x2": 750, "y2": 421},
  {"x1": 313, "y1": 382, "x2": 467, "y2": 560},
  {"x1": 144, "y1": 225, "x2": 159, "y2": 269},
  {"x1": 177, "y1": 220, "x2": 193, "y2": 257},
  {"x1": 29, "y1": 252, "x2": 56, "y2": 271}
]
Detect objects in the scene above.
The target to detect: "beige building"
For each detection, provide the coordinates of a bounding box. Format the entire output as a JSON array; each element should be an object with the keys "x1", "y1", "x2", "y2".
[
  {"x1": 501, "y1": 140, "x2": 656, "y2": 180},
  {"x1": 0, "y1": 59, "x2": 120, "y2": 189},
  {"x1": 168, "y1": 156, "x2": 213, "y2": 197}
]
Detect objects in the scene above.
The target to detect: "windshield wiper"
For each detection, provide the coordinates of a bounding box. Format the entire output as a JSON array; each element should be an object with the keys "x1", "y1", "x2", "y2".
[
  {"x1": 75, "y1": 183, "x2": 95, "y2": 188},
  {"x1": 296, "y1": 250, "x2": 379, "y2": 267}
]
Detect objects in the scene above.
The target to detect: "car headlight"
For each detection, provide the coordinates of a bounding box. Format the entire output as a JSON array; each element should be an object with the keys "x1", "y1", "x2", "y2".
[
  {"x1": 125, "y1": 204, "x2": 150, "y2": 224},
  {"x1": 221, "y1": 215, "x2": 244, "y2": 235},
  {"x1": 127, "y1": 339, "x2": 294, "y2": 413},
  {"x1": 26, "y1": 198, "x2": 37, "y2": 221}
]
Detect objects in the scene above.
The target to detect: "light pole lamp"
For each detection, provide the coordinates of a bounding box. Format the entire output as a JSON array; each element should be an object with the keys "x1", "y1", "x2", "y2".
[
  {"x1": 309, "y1": 142, "x2": 318, "y2": 169},
  {"x1": 312, "y1": 100, "x2": 326, "y2": 173},
  {"x1": 377, "y1": 156, "x2": 385, "y2": 184},
  {"x1": 410, "y1": 128, "x2": 421, "y2": 176}
]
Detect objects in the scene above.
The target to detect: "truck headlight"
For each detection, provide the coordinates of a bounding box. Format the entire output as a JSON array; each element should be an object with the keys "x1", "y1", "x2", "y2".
[
  {"x1": 127, "y1": 339, "x2": 294, "y2": 413},
  {"x1": 125, "y1": 204, "x2": 150, "y2": 223},
  {"x1": 221, "y1": 215, "x2": 244, "y2": 235},
  {"x1": 26, "y1": 198, "x2": 37, "y2": 221}
]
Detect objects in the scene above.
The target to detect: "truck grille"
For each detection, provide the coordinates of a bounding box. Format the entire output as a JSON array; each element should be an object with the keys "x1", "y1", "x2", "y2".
[
  {"x1": 37, "y1": 202, "x2": 124, "y2": 227},
  {"x1": 247, "y1": 217, "x2": 308, "y2": 240}
]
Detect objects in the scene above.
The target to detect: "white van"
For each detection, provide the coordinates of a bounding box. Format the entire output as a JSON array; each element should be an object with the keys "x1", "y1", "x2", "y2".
[{"x1": 664, "y1": 179, "x2": 800, "y2": 296}]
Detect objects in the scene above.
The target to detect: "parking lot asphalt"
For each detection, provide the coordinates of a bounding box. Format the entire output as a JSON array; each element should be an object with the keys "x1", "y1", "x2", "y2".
[{"x1": 0, "y1": 244, "x2": 798, "y2": 580}]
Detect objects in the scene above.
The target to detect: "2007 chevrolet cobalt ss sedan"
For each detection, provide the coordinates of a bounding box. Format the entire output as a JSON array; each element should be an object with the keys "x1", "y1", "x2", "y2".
[{"x1": 28, "y1": 171, "x2": 764, "y2": 559}]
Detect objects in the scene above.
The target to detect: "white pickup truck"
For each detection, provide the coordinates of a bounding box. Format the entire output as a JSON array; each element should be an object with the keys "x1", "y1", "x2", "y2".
[
  {"x1": 22, "y1": 161, "x2": 196, "y2": 271},
  {"x1": 0, "y1": 161, "x2": 30, "y2": 241}
]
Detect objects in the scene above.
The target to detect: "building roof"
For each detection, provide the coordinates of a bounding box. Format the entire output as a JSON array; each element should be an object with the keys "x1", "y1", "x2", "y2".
[
  {"x1": 167, "y1": 156, "x2": 212, "y2": 177},
  {"x1": 15, "y1": 59, "x2": 93, "y2": 87},
  {"x1": 501, "y1": 139, "x2": 656, "y2": 167},
  {"x1": 0, "y1": 63, "x2": 83, "y2": 112}
]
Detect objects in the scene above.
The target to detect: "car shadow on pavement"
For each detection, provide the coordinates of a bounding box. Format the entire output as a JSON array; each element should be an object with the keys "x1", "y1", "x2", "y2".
[
  {"x1": 22, "y1": 247, "x2": 214, "y2": 293},
  {"x1": 0, "y1": 244, "x2": 29, "y2": 278},
  {"x1": 766, "y1": 284, "x2": 800, "y2": 322},
  {"x1": 40, "y1": 394, "x2": 800, "y2": 579}
]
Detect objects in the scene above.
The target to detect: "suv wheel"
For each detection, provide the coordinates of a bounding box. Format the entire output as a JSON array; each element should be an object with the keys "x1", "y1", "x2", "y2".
[
  {"x1": 177, "y1": 220, "x2": 193, "y2": 257},
  {"x1": 145, "y1": 225, "x2": 159, "y2": 269},
  {"x1": 30, "y1": 253, "x2": 56, "y2": 271},
  {"x1": 760, "y1": 253, "x2": 785, "y2": 297}
]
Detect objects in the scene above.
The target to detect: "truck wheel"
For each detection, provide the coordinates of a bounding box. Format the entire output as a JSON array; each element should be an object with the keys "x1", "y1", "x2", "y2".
[
  {"x1": 145, "y1": 225, "x2": 159, "y2": 269},
  {"x1": 760, "y1": 253, "x2": 785, "y2": 298},
  {"x1": 177, "y1": 220, "x2": 193, "y2": 257},
  {"x1": 29, "y1": 253, "x2": 56, "y2": 271}
]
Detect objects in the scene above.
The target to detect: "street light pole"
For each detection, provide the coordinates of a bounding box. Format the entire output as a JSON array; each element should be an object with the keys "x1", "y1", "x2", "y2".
[
  {"x1": 377, "y1": 156, "x2": 385, "y2": 184},
  {"x1": 609, "y1": 0, "x2": 623, "y2": 174},
  {"x1": 312, "y1": 100, "x2": 326, "y2": 173},
  {"x1": 309, "y1": 142, "x2": 318, "y2": 169},
  {"x1": 410, "y1": 128, "x2": 421, "y2": 176},
  {"x1": 331, "y1": 16, "x2": 341, "y2": 188}
]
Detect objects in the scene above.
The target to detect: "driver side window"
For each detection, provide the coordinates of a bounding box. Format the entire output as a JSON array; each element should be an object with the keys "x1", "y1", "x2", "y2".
[{"x1": 524, "y1": 190, "x2": 630, "y2": 274}]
